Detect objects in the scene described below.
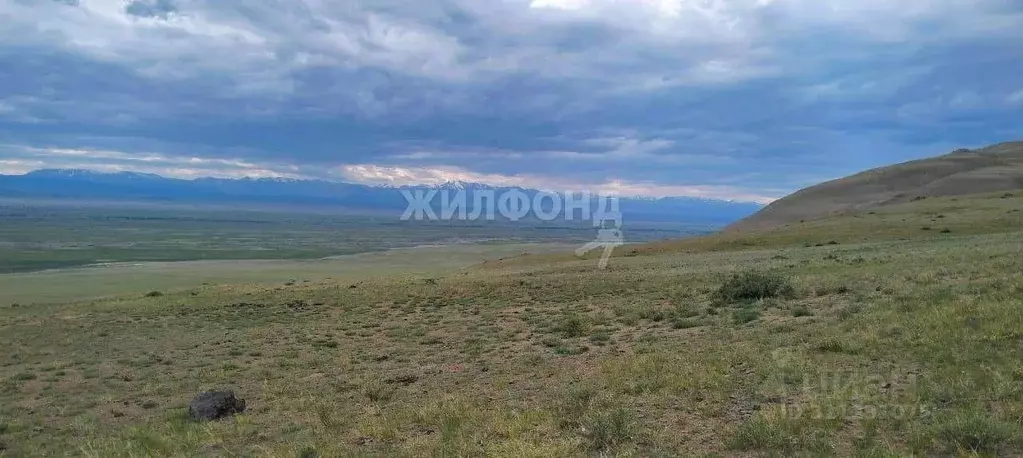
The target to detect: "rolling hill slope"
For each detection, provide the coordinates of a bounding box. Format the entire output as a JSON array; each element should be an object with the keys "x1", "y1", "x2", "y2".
[{"x1": 726, "y1": 141, "x2": 1023, "y2": 232}]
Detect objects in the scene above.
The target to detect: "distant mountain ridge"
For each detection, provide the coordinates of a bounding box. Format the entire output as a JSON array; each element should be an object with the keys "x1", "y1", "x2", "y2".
[
  {"x1": 0, "y1": 169, "x2": 764, "y2": 225},
  {"x1": 726, "y1": 140, "x2": 1023, "y2": 232}
]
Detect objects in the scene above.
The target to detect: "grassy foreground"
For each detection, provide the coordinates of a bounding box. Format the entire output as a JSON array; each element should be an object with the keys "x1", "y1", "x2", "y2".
[{"x1": 1, "y1": 194, "x2": 1022, "y2": 456}]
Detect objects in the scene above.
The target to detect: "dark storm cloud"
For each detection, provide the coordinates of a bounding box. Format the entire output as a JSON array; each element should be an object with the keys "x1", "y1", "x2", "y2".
[{"x1": 1, "y1": 0, "x2": 1022, "y2": 200}]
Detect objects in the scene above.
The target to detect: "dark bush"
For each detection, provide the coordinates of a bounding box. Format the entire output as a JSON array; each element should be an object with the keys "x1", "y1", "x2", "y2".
[
  {"x1": 716, "y1": 271, "x2": 794, "y2": 304},
  {"x1": 672, "y1": 317, "x2": 702, "y2": 329},
  {"x1": 555, "y1": 314, "x2": 589, "y2": 338},
  {"x1": 791, "y1": 307, "x2": 812, "y2": 317},
  {"x1": 144, "y1": 291, "x2": 163, "y2": 298}
]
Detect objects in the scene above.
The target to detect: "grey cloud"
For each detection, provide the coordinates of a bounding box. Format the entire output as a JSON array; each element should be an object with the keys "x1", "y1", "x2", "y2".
[
  {"x1": 125, "y1": 0, "x2": 177, "y2": 19},
  {"x1": 2, "y1": 0, "x2": 1023, "y2": 197}
]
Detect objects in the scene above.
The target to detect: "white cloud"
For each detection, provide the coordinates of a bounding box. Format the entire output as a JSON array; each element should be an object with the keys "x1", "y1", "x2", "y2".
[
  {"x1": 383, "y1": 136, "x2": 736, "y2": 168},
  {"x1": 20, "y1": 0, "x2": 269, "y2": 73},
  {"x1": 2, "y1": 145, "x2": 302, "y2": 180},
  {"x1": 0, "y1": 159, "x2": 45, "y2": 176},
  {"x1": 2, "y1": 145, "x2": 776, "y2": 202},
  {"x1": 337, "y1": 163, "x2": 776, "y2": 203},
  {"x1": 582, "y1": 137, "x2": 674, "y2": 156},
  {"x1": 529, "y1": 0, "x2": 592, "y2": 11}
]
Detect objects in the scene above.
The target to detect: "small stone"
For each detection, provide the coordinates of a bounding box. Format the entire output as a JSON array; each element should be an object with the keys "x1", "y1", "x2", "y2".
[
  {"x1": 386, "y1": 374, "x2": 419, "y2": 385},
  {"x1": 188, "y1": 390, "x2": 246, "y2": 421}
]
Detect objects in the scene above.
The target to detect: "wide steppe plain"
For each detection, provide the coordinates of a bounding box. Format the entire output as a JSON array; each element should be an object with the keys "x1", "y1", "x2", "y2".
[{"x1": 0, "y1": 192, "x2": 1021, "y2": 456}]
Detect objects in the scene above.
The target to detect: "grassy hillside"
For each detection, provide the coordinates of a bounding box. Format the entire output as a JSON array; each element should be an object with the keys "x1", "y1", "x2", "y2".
[
  {"x1": 488, "y1": 190, "x2": 1023, "y2": 269},
  {"x1": 635, "y1": 190, "x2": 1023, "y2": 254},
  {"x1": 1, "y1": 193, "x2": 1021, "y2": 456},
  {"x1": 727, "y1": 141, "x2": 1023, "y2": 232}
]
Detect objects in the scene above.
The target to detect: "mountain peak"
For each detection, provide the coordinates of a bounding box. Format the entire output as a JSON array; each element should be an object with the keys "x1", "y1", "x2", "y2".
[
  {"x1": 435, "y1": 180, "x2": 495, "y2": 190},
  {"x1": 27, "y1": 168, "x2": 96, "y2": 177},
  {"x1": 388, "y1": 180, "x2": 496, "y2": 191},
  {"x1": 249, "y1": 176, "x2": 305, "y2": 183}
]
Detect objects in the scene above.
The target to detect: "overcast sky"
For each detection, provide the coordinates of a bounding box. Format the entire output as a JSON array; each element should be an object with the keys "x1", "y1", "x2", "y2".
[{"x1": 1, "y1": 0, "x2": 1022, "y2": 202}]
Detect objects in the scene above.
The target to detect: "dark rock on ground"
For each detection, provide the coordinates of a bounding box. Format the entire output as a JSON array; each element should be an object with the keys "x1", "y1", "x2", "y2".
[
  {"x1": 188, "y1": 390, "x2": 246, "y2": 421},
  {"x1": 386, "y1": 374, "x2": 419, "y2": 385}
]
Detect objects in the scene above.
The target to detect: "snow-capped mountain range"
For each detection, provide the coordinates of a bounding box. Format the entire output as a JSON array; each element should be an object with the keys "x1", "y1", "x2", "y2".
[{"x1": 0, "y1": 169, "x2": 764, "y2": 224}]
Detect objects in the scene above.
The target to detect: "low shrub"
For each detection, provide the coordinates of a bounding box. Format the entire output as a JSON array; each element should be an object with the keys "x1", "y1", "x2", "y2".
[
  {"x1": 791, "y1": 307, "x2": 812, "y2": 317},
  {"x1": 930, "y1": 411, "x2": 1018, "y2": 453},
  {"x1": 583, "y1": 408, "x2": 636, "y2": 452},
  {"x1": 555, "y1": 314, "x2": 590, "y2": 338},
  {"x1": 717, "y1": 271, "x2": 794, "y2": 304}
]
